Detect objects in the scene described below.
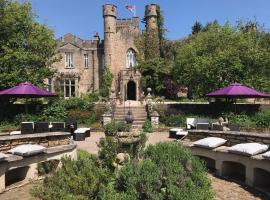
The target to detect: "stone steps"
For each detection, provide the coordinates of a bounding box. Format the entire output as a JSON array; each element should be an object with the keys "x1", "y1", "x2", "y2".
[{"x1": 114, "y1": 104, "x2": 147, "y2": 127}]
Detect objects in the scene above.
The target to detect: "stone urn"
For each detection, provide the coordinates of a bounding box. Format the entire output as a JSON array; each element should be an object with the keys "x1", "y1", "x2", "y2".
[{"x1": 117, "y1": 130, "x2": 143, "y2": 157}]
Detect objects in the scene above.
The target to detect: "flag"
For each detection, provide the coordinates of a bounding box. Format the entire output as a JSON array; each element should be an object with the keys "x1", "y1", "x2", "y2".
[{"x1": 125, "y1": 5, "x2": 136, "y2": 16}]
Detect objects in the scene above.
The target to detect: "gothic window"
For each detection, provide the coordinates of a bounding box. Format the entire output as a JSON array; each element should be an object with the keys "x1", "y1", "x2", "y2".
[
  {"x1": 65, "y1": 52, "x2": 73, "y2": 68},
  {"x1": 84, "y1": 54, "x2": 89, "y2": 68},
  {"x1": 126, "y1": 49, "x2": 136, "y2": 68},
  {"x1": 60, "y1": 79, "x2": 76, "y2": 98}
]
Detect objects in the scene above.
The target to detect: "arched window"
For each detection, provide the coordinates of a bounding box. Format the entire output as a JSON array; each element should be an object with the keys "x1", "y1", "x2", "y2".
[{"x1": 126, "y1": 49, "x2": 136, "y2": 68}]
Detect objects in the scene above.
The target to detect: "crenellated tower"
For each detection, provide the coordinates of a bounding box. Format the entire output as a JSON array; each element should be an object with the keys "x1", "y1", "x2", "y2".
[
  {"x1": 145, "y1": 4, "x2": 158, "y2": 32},
  {"x1": 103, "y1": 4, "x2": 117, "y2": 76}
]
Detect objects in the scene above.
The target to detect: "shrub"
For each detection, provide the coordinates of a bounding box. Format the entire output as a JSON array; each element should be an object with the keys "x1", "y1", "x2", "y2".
[
  {"x1": 142, "y1": 119, "x2": 153, "y2": 133},
  {"x1": 253, "y1": 109, "x2": 270, "y2": 128},
  {"x1": 31, "y1": 150, "x2": 110, "y2": 200},
  {"x1": 163, "y1": 114, "x2": 186, "y2": 127},
  {"x1": 42, "y1": 101, "x2": 67, "y2": 122},
  {"x1": 62, "y1": 97, "x2": 94, "y2": 110},
  {"x1": 100, "y1": 67, "x2": 113, "y2": 97},
  {"x1": 103, "y1": 121, "x2": 118, "y2": 136},
  {"x1": 98, "y1": 137, "x2": 119, "y2": 170},
  {"x1": 14, "y1": 113, "x2": 41, "y2": 124},
  {"x1": 31, "y1": 143, "x2": 213, "y2": 200},
  {"x1": 68, "y1": 109, "x2": 96, "y2": 125},
  {"x1": 117, "y1": 121, "x2": 131, "y2": 132}
]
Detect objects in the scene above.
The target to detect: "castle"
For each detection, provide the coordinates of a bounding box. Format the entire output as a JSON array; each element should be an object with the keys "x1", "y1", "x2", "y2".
[{"x1": 49, "y1": 4, "x2": 159, "y2": 101}]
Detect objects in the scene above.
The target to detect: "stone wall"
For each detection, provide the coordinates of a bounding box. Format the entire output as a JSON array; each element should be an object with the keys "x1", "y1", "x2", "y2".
[
  {"x1": 185, "y1": 130, "x2": 270, "y2": 146},
  {"x1": 0, "y1": 132, "x2": 70, "y2": 152},
  {"x1": 155, "y1": 102, "x2": 265, "y2": 116}
]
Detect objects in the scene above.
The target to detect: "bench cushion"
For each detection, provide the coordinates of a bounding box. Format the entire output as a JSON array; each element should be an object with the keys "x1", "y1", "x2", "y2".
[
  {"x1": 261, "y1": 151, "x2": 270, "y2": 160},
  {"x1": 193, "y1": 137, "x2": 227, "y2": 148},
  {"x1": 8, "y1": 144, "x2": 45, "y2": 156},
  {"x1": 229, "y1": 143, "x2": 268, "y2": 156},
  {"x1": 0, "y1": 152, "x2": 7, "y2": 161},
  {"x1": 74, "y1": 128, "x2": 90, "y2": 133}
]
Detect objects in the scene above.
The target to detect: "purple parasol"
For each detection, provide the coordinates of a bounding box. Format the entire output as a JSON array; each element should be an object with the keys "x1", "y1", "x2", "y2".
[
  {"x1": 0, "y1": 82, "x2": 56, "y2": 98},
  {"x1": 206, "y1": 83, "x2": 270, "y2": 98}
]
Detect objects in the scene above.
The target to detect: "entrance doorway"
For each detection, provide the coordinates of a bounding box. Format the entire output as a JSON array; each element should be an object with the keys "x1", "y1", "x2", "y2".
[{"x1": 127, "y1": 81, "x2": 136, "y2": 100}]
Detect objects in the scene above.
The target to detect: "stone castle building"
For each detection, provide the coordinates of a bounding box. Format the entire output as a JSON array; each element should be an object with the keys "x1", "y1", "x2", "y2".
[{"x1": 49, "y1": 4, "x2": 159, "y2": 101}]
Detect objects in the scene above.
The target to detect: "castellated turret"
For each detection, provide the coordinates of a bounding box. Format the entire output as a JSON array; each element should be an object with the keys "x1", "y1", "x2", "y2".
[
  {"x1": 145, "y1": 4, "x2": 158, "y2": 31},
  {"x1": 103, "y1": 4, "x2": 117, "y2": 70}
]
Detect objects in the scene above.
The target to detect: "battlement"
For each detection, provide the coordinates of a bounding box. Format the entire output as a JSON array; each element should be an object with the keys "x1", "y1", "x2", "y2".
[
  {"x1": 55, "y1": 33, "x2": 102, "y2": 49},
  {"x1": 103, "y1": 4, "x2": 117, "y2": 17},
  {"x1": 116, "y1": 17, "x2": 139, "y2": 31},
  {"x1": 145, "y1": 4, "x2": 158, "y2": 18}
]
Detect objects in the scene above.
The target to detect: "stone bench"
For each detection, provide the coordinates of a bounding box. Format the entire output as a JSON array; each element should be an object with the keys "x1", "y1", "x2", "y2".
[
  {"x1": 182, "y1": 142, "x2": 270, "y2": 194},
  {"x1": 0, "y1": 144, "x2": 77, "y2": 193}
]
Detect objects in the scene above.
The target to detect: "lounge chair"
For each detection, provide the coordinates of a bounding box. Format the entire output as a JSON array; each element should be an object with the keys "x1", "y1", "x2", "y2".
[
  {"x1": 21, "y1": 122, "x2": 34, "y2": 134},
  {"x1": 34, "y1": 122, "x2": 50, "y2": 133},
  {"x1": 186, "y1": 118, "x2": 197, "y2": 129},
  {"x1": 51, "y1": 122, "x2": 66, "y2": 132}
]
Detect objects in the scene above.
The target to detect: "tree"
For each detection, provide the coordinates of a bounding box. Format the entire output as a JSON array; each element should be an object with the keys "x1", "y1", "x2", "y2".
[
  {"x1": 137, "y1": 57, "x2": 171, "y2": 95},
  {"x1": 173, "y1": 21, "x2": 270, "y2": 98},
  {"x1": 0, "y1": 0, "x2": 57, "y2": 89},
  {"x1": 192, "y1": 21, "x2": 203, "y2": 34}
]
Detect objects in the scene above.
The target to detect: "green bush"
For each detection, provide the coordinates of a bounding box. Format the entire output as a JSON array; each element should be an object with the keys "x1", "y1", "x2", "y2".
[
  {"x1": 31, "y1": 150, "x2": 110, "y2": 200},
  {"x1": 142, "y1": 119, "x2": 153, "y2": 133},
  {"x1": 68, "y1": 109, "x2": 96, "y2": 125},
  {"x1": 103, "y1": 121, "x2": 118, "y2": 136},
  {"x1": 31, "y1": 143, "x2": 213, "y2": 200},
  {"x1": 117, "y1": 121, "x2": 131, "y2": 132},
  {"x1": 98, "y1": 137, "x2": 119, "y2": 170},
  {"x1": 42, "y1": 101, "x2": 67, "y2": 122},
  {"x1": 163, "y1": 114, "x2": 186, "y2": 127},
  {"x1": 14, "y1": 113, "x2": 41, "y2": 124},
  {"x1": 253, "y1": 109, "x2": 270, "y2": 128},
  {"x1": 62, "y1": 97, "x2": 94, "y2": 110},
  {"x1": 100, "y1": 67, "x2": 113, "y2": 97}
]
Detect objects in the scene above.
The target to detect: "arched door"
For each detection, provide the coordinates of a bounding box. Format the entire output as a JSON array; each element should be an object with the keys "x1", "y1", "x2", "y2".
[{"x1": 127, "y1": 81, "x2": 136, "y2": 100}]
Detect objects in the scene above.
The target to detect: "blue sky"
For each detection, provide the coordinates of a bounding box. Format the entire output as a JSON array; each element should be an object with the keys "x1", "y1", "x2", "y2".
[{"x1": 30, "y1": 0, "x2": 270, "y2": 40}]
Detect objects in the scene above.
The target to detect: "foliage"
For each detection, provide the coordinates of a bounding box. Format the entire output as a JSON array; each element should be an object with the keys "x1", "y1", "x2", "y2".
[
  {"x1": 138, "y1": 57, "x2": 171, "y2": 95},
  {"x1": 117, "y1": 121, "x2": 131, "y2": 132},
  {"x1": 162, "y1": 114, "x2": 186, "y2": 127},
  {"x1": 62, "y1": 97, "x2": 94, "y2": 110},
  {"x1": 253, "y1": 109, "x2": 270, "y2": 128},
  {"x1": 103, "y1": 121, "x2": 118, "y2": 136},
  {"x1": 192, "y1": 21, "x2": 203, "y2": 34},
  {"x1": 174, "y1": 21, "x2": 270, "y2": 98},
  {"x1": 37, "y1": 160, "x2": 60, "y2": 176},
  {"x1": 32, "y1": 143, "x2": 213, "y2": 200},
  {"x1": 14, "y1": 113, "x2": 40, "y2": 124},
  {"x1": 98, "y1": 137, "x2": 119, "y2": 170},
  {"x1": 68, "y1": 109, "x2": 96, "y2": 125},
  {"x1": 99, "y1": 67, "x2": 113, "y2": 97},
  {"x1": 31, "y1": 150, "x2": 110, "y2": 200},
  {"x1": 41, "y1": 100, "x2": 67, "y2": 122},
  {"x1": 0, "y1": 0, "x2": 57, "y2": 89},
  {"x1": 142, "y1": 119, "x2": 153, "y2": 133}
]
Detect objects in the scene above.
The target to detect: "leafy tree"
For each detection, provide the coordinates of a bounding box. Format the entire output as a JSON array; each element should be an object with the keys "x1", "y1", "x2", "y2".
[
  {"x1": 174, "y1": 21, "x2": 270, "y2": 98},
  {"x1": 137, "y1": 57, "x2": 171, "y2": 95},
  {"x1": 192, "y1": 21, "x2": 203, "y2": 34},
  {"x1": 0, "y1": 0, "x2": 57, "y2": 89}
]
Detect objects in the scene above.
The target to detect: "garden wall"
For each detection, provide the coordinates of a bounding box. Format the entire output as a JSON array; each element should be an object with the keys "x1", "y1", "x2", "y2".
[
  {"x1": 155, "y1": 102, "x2": 268, "y2": 116},
  {"x1": 0, "y1": 132, "x2": 70, "y2": 152},
  {"x1": 186, "y1": 130, "x2": 270, "y2": 146}
]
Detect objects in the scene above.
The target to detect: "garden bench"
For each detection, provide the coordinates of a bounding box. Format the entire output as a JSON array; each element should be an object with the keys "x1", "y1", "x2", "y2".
[{"x1": 0, "y1": 144, "x2": 77, "y2": 193}]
